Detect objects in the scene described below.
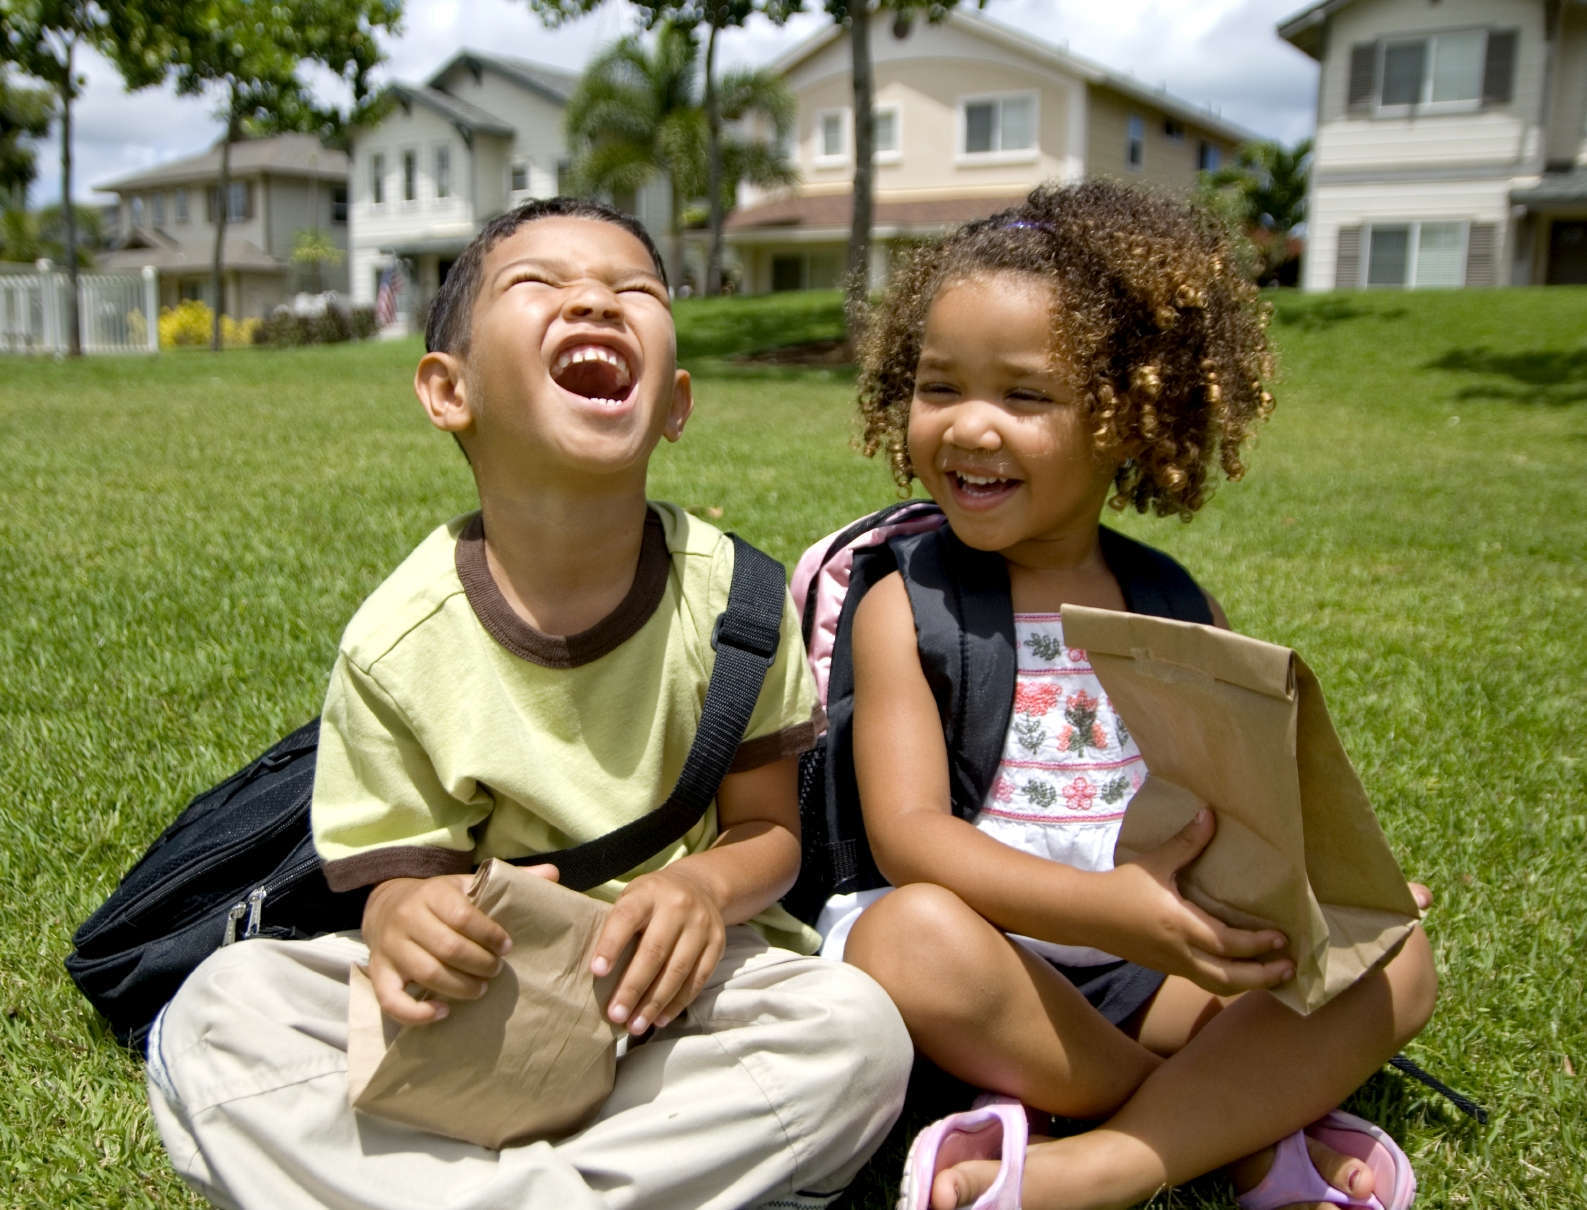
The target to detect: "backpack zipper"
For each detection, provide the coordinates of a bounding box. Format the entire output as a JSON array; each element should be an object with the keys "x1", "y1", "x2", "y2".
[{"x1": 220, "y1": 848, "x2": 323, "y2": 945}]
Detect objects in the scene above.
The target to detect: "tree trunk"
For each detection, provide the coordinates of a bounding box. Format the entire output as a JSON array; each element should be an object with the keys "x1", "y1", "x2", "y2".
[
  {"x1": 211, "y1": 97, "x2": 237, "y2": 352},
  {"x1": 705, "y1": 22, "x2": 724, "y2": 297},
  {"x1": 845, "y1": 0, "x2": 873, "y2": 343},
  {"x1": 62, "y1": 37, "x2": 81, "y2": 358}
]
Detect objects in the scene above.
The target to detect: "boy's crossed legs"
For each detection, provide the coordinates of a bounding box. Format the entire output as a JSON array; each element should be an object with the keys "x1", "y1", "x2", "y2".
[
  {"x1": 148, "y1": 927, "x2": 912, "y2": 1210},
  {"x1": 848, "y1": 882, "x2": 1437, "y2": 1210}
]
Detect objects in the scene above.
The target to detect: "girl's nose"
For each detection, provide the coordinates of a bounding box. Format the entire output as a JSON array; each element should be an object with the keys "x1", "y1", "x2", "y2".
[{"x1": 942, "y1": 401, "x2": 1003, "y2": 452}]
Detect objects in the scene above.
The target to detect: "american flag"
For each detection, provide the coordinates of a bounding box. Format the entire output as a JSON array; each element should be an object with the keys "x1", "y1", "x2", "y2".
[{"x1": 375, "y1": 263, "x2": 403, "y2": 326}]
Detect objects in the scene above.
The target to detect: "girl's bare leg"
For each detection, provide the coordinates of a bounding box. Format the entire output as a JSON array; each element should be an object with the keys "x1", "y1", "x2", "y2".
[{"x1": 847, "y1": 886, "x2": 1438, "y2": 1210}]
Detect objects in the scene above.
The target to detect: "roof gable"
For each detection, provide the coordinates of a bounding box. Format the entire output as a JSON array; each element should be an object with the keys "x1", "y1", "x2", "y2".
[
  {"x1": 96, "y1": 133, "x2": 347, "y2": 194},
  {"x1": 425, "y1": 49, "x2": 580, "y2": 106}
]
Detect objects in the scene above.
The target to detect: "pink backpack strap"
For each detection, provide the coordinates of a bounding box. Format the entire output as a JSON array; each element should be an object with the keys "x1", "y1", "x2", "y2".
[{"x1": 793, "y1": 502, "x2": 946, "y2": 709}]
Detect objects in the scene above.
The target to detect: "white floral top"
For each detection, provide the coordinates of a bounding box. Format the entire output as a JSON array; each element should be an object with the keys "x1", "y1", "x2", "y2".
[{"x1": 974, "y1": 613, "x2": 1146, "y2": 966}]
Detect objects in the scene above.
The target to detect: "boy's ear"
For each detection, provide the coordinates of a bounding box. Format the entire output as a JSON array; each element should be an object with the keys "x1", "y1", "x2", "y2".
[
  {"x1": 415, "y1": 351, "x2": 473, "y2": 434},
  {"x1": 662, "y1": 369, "x2": 693, "y2": 443}
]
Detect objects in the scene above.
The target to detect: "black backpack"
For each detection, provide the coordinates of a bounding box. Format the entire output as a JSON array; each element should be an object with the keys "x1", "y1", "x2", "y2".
[
  {"x1": 66, "y1": 535, "x2": 787, "y2": 1051},
  {"x1": 780, "y1": 502, "x2": 1213, "y2": 926}
]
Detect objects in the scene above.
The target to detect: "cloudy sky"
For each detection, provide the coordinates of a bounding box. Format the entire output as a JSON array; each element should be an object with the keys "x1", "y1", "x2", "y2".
[{"x1": 26, "y1": 0, "x2": 1320, "y2": 207}]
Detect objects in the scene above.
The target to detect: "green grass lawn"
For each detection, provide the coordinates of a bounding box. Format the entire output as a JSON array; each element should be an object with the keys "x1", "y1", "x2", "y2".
[{"x1": 1, "y1": 286, "x2": 1583, "y2": 1208}]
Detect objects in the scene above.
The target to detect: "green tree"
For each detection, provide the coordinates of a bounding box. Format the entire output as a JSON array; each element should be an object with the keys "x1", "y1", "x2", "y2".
[
  {"x1": 562, "y1": 20, "x2": 793, "y2": 293},
  {"x1": 0, "y1": 68, "x2": 53, "y2": 209},
  {"x1": 1201, "y1": 137, "x2": 1312, "y2": 285},
  {"x1": 529, "y1": 0, "x2": 797, "y2": 295},
  {"x1": 146, "y1": 0, "x2": 399, "y2": 349},
  {"x1": 290, "y1": 226, "x2": 344, "y2": 293},
  {"x1": 0, "y1": 1, "x2": 165, "y2": 354}
]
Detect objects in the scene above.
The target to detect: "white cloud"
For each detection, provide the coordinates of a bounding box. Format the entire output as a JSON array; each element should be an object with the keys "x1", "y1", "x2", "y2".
[{"x1": 23, "y1": 0, "x2": 1316, "y2": 206}]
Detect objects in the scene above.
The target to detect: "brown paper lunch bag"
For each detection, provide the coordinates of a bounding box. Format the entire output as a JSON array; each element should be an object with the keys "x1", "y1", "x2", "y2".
[
  {"x1": 347, "y1": 859, "x2": 625, "y2": 1147},
  {"x1": 1062, "y1": 605, "x2": 1422, "y2": 1015}
]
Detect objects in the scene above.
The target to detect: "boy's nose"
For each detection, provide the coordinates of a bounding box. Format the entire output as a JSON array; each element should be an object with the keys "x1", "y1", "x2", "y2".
[{"x1": 561, "y1": 280, "x2": 622, "y2": 321}]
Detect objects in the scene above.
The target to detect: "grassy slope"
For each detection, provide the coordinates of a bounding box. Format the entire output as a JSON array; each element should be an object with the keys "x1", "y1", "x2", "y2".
[{"x1": 0, "y1": 286, "x2": 1582, "y2": 1208}]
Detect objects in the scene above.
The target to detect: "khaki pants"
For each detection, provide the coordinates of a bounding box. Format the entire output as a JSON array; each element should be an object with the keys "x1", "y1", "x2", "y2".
[{"x1": 147, "y1": 928, "x2": 911, "y2": 1210}]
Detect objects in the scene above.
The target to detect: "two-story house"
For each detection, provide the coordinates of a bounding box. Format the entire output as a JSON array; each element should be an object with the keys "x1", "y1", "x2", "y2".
[
  {"x1": 1279, "y1": 0, "x2": 1587, "y2": 289},
  {"x1": 348, "y1": 49, "x2": 671, "y2": 329},
  {"x1": 724, "y1": 9, "x2": 1250, "y2": 295},
  {"x1": 96, "y1": 133, "x2": 350, "y2": 317}
]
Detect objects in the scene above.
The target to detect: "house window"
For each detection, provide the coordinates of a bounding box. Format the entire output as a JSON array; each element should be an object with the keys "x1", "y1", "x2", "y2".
[
  {"x1": 1376, "y1": 29, "x2": 1487, "y2": 110},
  {"x1": 817, "y1": 110, "x2": 846, "y2": 161},
  {"x1": 1365, "y1": 221, "x2": 1467, "y2": 288},
  {"x1": 873, "y1": 106, "x2": 900, "y2": 159},
  {"x1": 1198, "y1": 141, "x2": 1221, "y2": 172},
  {"x1": 174, "y1": 189, "x2": 189, "y2": 224},
  {"x1": 371, "y1": 152, "x2": 385, "y2": 205},
  {"x1": 510, "y1": 161, "x2": 529, "y2": 193},
  {"x1": 331, "y1": 186, "x2": 348, "y2": 224},
  {"x1": 557, "y1": 159, "x2": 574, "y2": 195},
  {"x1": 152, "y1": 193, "x2": 166, "y2": 227},
  {"x1": 205, "y1": 181, "x2": 251, "y2": 222},
  {"x1": 130, "y1": 196, "x2": 145, "y2": 226},
  {"x1": 1163, "y1": 117, "x2": 1185, "y2": 141},
  {"x1": 1126, "y1": 114, "x2": 1145, "y2": 169},
  {"x1": 403, "y1": 150, "x2": 417, "y2": 202},
  {"x1": 434, "y1": 146, "x2": 451, "y2": 199},
  {"x1": 961, "y1": 93, "x2": 1036, "y2": 156}
]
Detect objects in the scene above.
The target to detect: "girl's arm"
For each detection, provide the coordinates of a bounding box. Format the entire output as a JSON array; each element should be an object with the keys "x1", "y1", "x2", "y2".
[{"x1": 852, "y1": 571, "x2": 1291, "y2": 994}]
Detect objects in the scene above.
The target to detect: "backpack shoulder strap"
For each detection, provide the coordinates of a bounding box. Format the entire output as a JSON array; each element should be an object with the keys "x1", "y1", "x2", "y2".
[
  {"x1": 526, "y1": 534, "x2": 786, "y2": 891},
  {"x1": 1098, "y1": 525, "x2": 1213, "y2": 624}
]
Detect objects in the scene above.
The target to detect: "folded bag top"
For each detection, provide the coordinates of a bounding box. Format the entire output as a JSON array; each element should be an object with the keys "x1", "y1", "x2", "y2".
[
  {"x1": 1061, "y1": 604, "x2": 1421, "y2": 1015},
  {"x1": 347, "y1": 859, "x2": 625, "y2": 1148}
]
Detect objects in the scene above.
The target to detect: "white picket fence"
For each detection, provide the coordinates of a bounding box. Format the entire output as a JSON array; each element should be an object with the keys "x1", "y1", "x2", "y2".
[{"x1": 0, "y1": 263, "x2": 160, "y2": 355}]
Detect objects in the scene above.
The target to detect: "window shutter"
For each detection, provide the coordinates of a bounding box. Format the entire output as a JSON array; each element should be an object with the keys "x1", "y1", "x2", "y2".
[
  {"x1": 1335, "y1": 226, "x2": 1362, "y2": 288},
  {"x1": 1347, "y1": 43, "x2": 1376, "y2": 110},
  {"x1": 1482, "y1": 30, "x2": 1517, "y2": 105},
  {"x1": 1465, "y1": 223, "x2": 1497, "y2": 286}
]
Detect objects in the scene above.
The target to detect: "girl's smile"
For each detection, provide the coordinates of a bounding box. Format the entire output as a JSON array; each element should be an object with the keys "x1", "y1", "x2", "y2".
[{"x1": 907, "y1": 270, "x2": 1121, "y2": 569}]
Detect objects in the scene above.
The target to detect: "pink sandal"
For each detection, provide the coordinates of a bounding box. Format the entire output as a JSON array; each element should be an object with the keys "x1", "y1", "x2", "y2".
[
  {"x1": 1236, "y1": 1109, "x2": 1416, "y2": 1210},
  {"x1": 897, "y1": 1094, "x2": 1027, "y2": 1210}
]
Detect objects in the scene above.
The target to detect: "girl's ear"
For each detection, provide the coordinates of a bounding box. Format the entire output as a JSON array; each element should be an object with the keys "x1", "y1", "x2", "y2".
[{"x1": 415, "y1": 352, "x2": 472, "y2": 434}]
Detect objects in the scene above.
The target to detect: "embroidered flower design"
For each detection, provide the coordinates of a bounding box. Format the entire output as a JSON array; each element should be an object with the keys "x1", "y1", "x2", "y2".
[
  {"x1": 992, "y1": 776, "x2": 1016, "y2": 804},
  {"x1": 1014, "y1": 682, "x2": 1060, "y2": 716},
  {"x1": 1067, "y1": 647, "x2": 1086, "y2": 663},
  {"x1": 1115, "y1": 716, "x2": 1131, "y2": 748},
  {"x1": 1023, "y1": 631, "x2": 1066, "y2": 662},
  {"x1": 1023, "y1": 780, "x2": 1058, "y2": 809},
  {"x1": 1014, "y1": 714, "x2": 1046, "y2": 754},
  {"x1": 1100, "y1": 775, "x2": 1131, "y2": 805},
  {"x1": 1062, "y1": 777, "x2": 1096, "y2": 811},
  {"x1": 1058, "y1": 690, "x2": 1108, "y2": 755}
]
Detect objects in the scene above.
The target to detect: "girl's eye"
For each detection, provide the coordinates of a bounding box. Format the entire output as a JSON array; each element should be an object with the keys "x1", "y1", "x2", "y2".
[
  {"x1": 916, "y1": 382, "x2": 957, "y2": 398},
  {"x1": 1009, "y1": 389, "x2": 1053, "y2": 403}
]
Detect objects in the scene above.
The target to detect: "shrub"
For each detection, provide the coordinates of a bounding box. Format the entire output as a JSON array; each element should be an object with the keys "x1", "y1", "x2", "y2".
[{"x1": 156, "y1": 300, "x2": 258, "y2": 349}]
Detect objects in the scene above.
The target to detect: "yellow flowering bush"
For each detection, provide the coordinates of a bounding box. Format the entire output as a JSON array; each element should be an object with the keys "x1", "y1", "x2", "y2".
[{"x1": 157, "y1": 300, "x2": 260, "y2": 349}]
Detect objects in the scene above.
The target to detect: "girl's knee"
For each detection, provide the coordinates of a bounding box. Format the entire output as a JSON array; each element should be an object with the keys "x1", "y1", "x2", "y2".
[
  {"x1": 1388, "y1": 926, "x2": 1438, "y2": 1044},
  {"x1": 844, "y1": 883, "x2": 982, "y2": 982}
]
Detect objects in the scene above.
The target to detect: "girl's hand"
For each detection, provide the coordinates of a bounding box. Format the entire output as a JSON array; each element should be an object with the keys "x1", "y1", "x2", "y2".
[
  {"x1": 1099, "y1": 809, "x2": 1294, "y2": 995},
  {"x1": 592, "y1": 865, "x2": 726, "y2": 1036},
  {"x1": 361, "y1": 872, "x2": 518, "y2": 1026}
]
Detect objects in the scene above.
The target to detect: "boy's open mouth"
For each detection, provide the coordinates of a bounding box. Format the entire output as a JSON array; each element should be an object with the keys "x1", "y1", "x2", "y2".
[{"x1": 551, "y1": 344, "x2": 634, "y2": 406}]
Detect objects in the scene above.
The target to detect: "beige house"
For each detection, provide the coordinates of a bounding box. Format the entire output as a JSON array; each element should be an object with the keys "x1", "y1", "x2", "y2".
[
  {"x1": 96, "y1": 133, "x2": 349, "y2": 317},
  {"x1": 725, "y1": 9, "x2": 1249, "y2": 294},
  {"x1": 1279, "y1": 0, "x2": 1587, "y2": 289},
  {"x1": 347, "y1": 50, "x2": 672, "y2": 327}
]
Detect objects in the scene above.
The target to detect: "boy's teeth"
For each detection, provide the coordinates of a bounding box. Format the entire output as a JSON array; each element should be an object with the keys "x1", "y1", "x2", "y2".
[{"x1": 551, "y1": 345, "x2": 633, "y2": 387}]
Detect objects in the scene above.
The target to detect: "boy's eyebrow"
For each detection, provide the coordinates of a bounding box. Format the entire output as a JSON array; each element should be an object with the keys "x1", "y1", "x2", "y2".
[{"x1": 490, "y1": 255, "x2": 664, "y2": 287}]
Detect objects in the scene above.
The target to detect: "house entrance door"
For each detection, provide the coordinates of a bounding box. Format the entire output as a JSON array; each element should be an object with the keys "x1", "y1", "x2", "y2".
[{"x1": 1545, "y1": 220, "x2": 1587, "y2": 284}]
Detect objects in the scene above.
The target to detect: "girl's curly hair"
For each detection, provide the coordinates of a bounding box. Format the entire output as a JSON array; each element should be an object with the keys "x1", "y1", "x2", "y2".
[{"x1": 856, "y1": 179, "x2": 1276, "y2": 518}]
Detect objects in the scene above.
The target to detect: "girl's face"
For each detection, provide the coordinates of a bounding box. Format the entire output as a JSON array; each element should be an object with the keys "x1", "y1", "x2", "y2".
[{"x1": 907, "y1": 270, "x2": 1121, "y2": 568}]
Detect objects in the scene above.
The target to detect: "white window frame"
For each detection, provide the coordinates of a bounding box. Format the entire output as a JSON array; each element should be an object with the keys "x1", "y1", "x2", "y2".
[
  {"x1": 509, "y1": 159, "x2": 530, "y2": 196},
  {"x1": 1198, "y1": 140, "x2": 1221, "y2": 173},
  {"x1": 434, "y1": 144, "x2": 451, "y2": 200},
  {"x1": 151, "y1": 192, "x2": 166, "y2": 227},
  {"x1": 872, "y1": 104, "x2": 901, "y2": 164},
  {"x1": 1126, "y1": 114, "x2": 1145, "y2": 171},
  {"x1": 1362, "y1": 220, "x2": 1470, "y2": 288},
  {"x1": 815, "y1": 109, "x2": 849, "y2": 166},
  {"x1": 402, "y1": 147, "x2": 418, "y2": 205},
  {"x1": 370, "y1": 152, "x2": 386, "y2": 206},
  {"x1": 1374, "y1": 28, "x2": 1487, "y2": 116},
  {"x1": 174, "y1": 188, "x2": 189, "y2": 224},
  {"x1": 957, "y1": 91, "x2": 1039, "y2": 163}
]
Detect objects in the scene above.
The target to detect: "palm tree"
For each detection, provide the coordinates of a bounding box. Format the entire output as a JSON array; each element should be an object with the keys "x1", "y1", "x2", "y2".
[
  {"x1": 565, "y1": 21, "x2": 794, "y2": 292},
  {"x1": 1203, "y1": 138, "x2": 1313, "y2": 285}
]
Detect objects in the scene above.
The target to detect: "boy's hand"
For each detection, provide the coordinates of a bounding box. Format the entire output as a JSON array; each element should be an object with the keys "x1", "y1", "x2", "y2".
[
  {"x1": 591, "y1": 865, "x2": 725, "y2": 1036},
  {"x1": 1099, "y1": 809, "x2": 1294, "y2": 996},
  {"x1": 361, "y1": 871, "x2": 527, "y2": 1026}
]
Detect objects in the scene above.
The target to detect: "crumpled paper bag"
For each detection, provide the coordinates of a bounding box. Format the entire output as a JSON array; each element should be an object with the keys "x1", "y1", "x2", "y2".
[
  {"x1": 347, "y1": 858, "x2": 624, "y2": 1146},
  {"x1": 1062, "y1": 604, "x2": 1421, "y2": 1015}
]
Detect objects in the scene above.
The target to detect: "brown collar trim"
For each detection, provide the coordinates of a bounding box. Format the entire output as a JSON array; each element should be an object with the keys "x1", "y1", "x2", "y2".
[{"x1": 455, "y1": 508, "x2": 670, "y2": 668}]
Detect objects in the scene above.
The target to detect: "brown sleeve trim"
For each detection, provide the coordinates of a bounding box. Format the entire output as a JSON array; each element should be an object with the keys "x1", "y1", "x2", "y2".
[
  {"x1": 322, "y1": 846, "x2": 473, "y2": 892},
  {"x1": 727, "y1": 704, "x2": 827, "y2": 773}
]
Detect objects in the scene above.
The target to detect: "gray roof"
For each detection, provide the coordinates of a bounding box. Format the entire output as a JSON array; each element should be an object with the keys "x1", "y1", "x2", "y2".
[
  {"x1": 1511, "y1": 169, "x2": 1587, "y2": 207},
  {"x1": 426, "y1": 49, "x2": 581, "y2": 106},
  {"x1": 388, "y1": 83, "x2": 516, "y2": 136},
  {"x1": 96, "y1": 133, "x2": 347, "y2": 194},
  {"x1": 97, "y1": 228, "x2": 286, "y2": 274}
]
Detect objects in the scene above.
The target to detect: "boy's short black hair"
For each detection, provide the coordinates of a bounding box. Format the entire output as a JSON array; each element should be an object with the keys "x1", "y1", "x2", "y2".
[{"x1": 424, "y1": 197, "x2": 670, "y2": 355}]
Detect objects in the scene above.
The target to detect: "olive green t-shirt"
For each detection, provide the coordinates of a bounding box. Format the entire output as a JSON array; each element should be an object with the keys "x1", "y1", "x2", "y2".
[{"x1": 311, "y1": 502, "x2": 822, "y2": 953}]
